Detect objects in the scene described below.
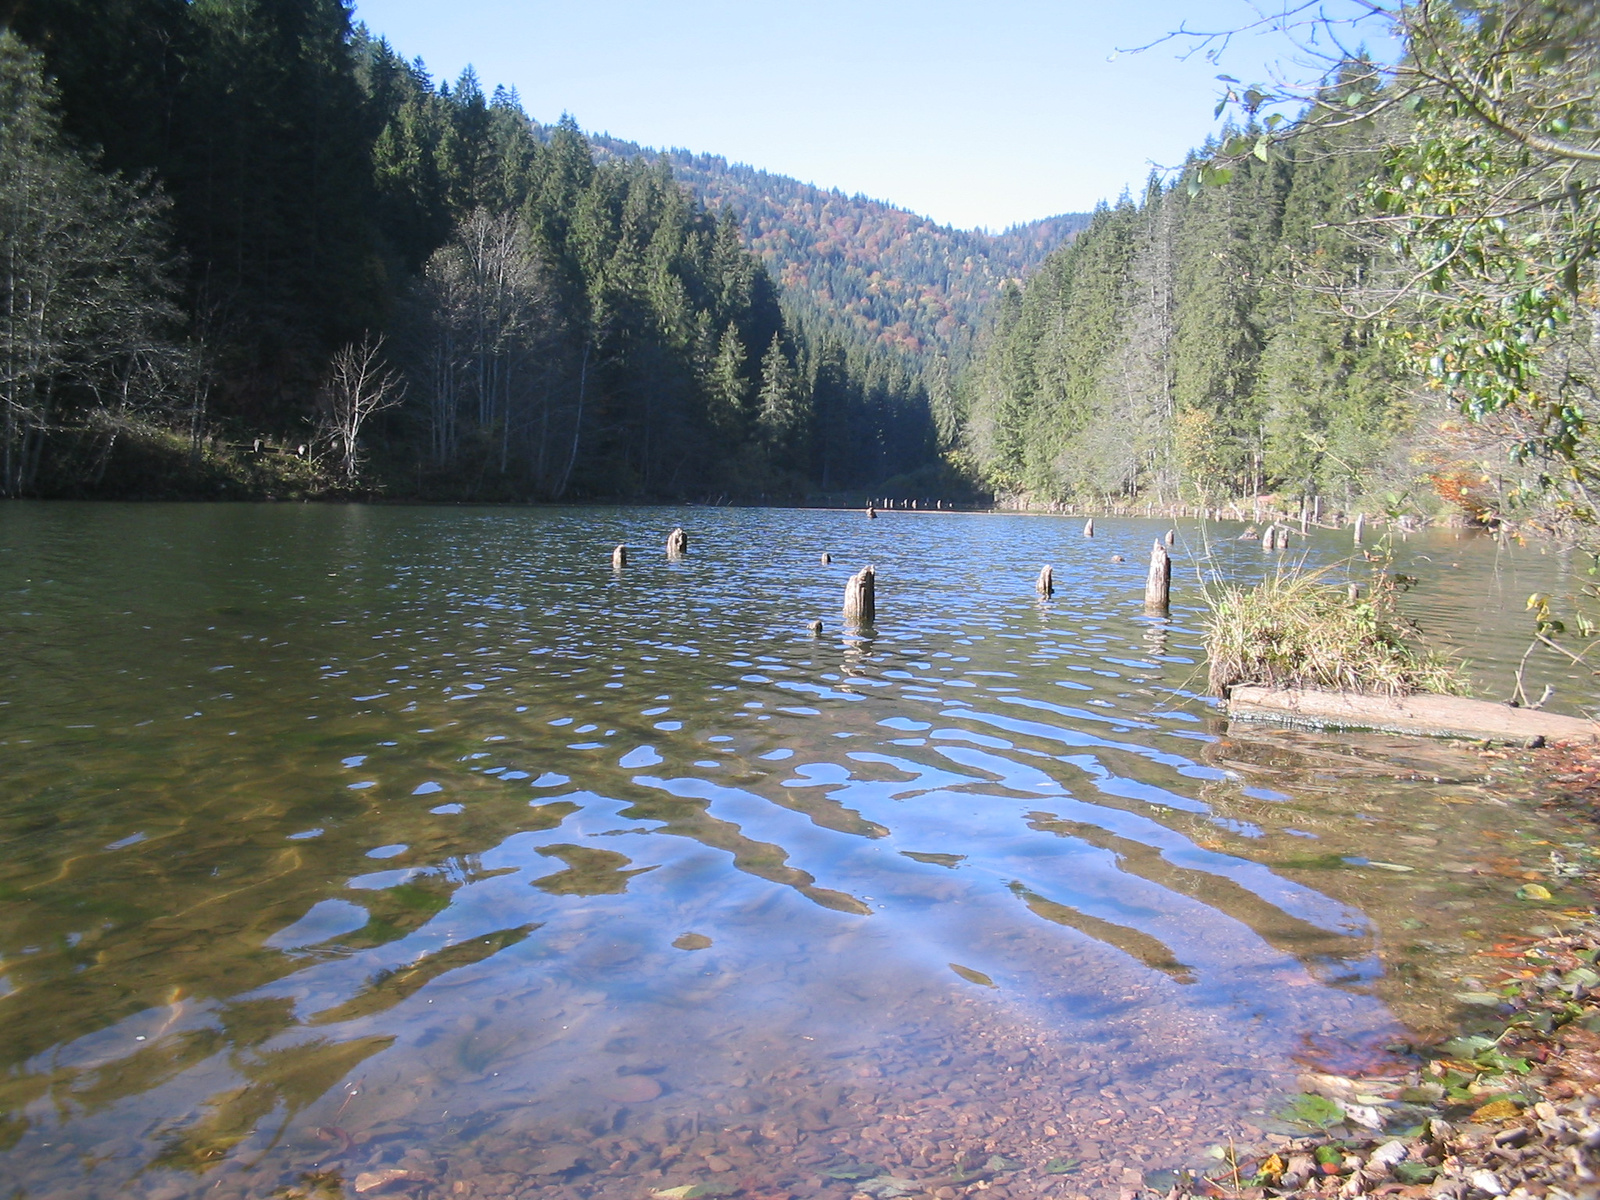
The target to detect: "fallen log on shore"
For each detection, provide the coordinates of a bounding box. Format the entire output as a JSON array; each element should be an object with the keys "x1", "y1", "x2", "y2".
[{"x1": 1228, "y1": 685, "x2": 1599, "y2": 742}]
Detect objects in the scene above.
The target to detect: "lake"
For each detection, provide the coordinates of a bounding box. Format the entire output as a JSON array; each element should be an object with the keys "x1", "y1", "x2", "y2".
[{"x1": 1, "y1": 503, "x2": 1595, "y2": 1200}]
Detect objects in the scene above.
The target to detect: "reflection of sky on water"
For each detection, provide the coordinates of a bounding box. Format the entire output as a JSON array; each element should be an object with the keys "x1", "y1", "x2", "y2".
[{"x1": 0, "y1": 505, "x2": 1589, "y2": 1198}]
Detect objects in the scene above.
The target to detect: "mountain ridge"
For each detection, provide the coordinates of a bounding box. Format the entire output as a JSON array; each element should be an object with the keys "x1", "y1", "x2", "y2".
[{"x1": 583, "y1": 130, "x2": 1091, "y2": 359}]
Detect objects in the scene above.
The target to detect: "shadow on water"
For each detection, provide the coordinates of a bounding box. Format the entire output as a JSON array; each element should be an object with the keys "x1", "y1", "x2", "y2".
[{"x1": 0, "y1": 504, "x2": 1595, "y2": 1200}]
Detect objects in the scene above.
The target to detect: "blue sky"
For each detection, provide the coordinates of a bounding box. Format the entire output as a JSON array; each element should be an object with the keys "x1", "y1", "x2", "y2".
[{"x1": 349, "y1": 0, "x2": 1394, "y2": 233}]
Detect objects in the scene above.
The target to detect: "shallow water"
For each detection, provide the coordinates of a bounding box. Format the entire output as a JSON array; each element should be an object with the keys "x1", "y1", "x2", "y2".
[{"x1": 0, "y1": 504, "x2": 1594, "y2": 1200}]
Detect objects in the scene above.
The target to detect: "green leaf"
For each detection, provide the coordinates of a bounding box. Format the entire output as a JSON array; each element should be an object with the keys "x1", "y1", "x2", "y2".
[
  {"x1": 1440, "y1": 1034, "x2": 1497, "y2": 1058},
  {"x1": 1395, "y1": 1163, "x2": 1438, "y2": 1185},
  {"x1": 1044, "y1": 1158, "x2": 1080, "y2": 1175},
  {"x1": 825, "y1": 1162, "x2": 883, "y2": 1181},
  {"x1": 1278, "y1": 1092, "x2": 1344, "y2": 1128}
]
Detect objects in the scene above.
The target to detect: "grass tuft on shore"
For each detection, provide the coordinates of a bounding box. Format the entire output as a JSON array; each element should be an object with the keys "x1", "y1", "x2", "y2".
[{"x1": 1204, "y1": 562, "x2": 1471, "y2": 698}]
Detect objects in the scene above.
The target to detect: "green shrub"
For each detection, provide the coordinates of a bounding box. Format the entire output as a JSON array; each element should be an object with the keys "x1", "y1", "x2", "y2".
[{"x1": 1204, "y1": 562, "x2": 1470, "y2": 697}]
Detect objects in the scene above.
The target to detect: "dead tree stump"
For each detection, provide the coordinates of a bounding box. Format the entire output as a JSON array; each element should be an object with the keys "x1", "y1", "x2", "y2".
[
  {"x1": 1145, "y1": 541, "x2": 1171, "y2": 611},
  {"x1": 1083, "y1": 518, "x2": 1095, "y2": 538},
  {"x1": 666, "y1": 527, "x2": 688, "y2": 558},
  {"x1": 612, "y1": 544, "x2": 627, "y2": 569},
  {"x1": 866, "y1": 505, "x2": 877, "y2": 520},
  {"x1": 808, "y1": 619, "x2": 823, "y2": 636},
  {"x1": 821, "y1": 552, "x2": 831, "y2": 564},
  {"x1": 843, "y1": 565, "x2": 876, "y2": 626},
  {"x1": 1164, "y1": 529, "x2": 1176, "y2": 546},
  {"x1": 1353, "y1": 512, "x2": 1365, "y2": 545},
  {"x1": 1036, "y1": 564, "x2": 1054, "y2": 597}
]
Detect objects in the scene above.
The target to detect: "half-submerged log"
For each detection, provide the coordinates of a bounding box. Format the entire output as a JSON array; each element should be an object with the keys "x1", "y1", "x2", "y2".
[
  {"x1": 1036, "y1": 564, "x2": 1054, "y2": 597},
  {"x1": 612, "y1": 544, "x2": 627, "y2": 569},
  {"x1": 1083, "y1": 518, "x2": 1095, "y2": 538},
  {"x1": 666, "y1": 527, "x2": 688, "y2": 558},
  {"x1": 843, "y1": 565, "x2": 876, "y2": 626},
  {"x1": 1144, "y1": 541, "x2": 1171, "y2": 611},
  {"x1": 1228, "y1": 686, "x2": 1599, "y2": 743}
]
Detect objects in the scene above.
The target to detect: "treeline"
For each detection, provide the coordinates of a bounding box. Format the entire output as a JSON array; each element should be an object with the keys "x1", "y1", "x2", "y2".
[
  {"x1": 0, "y1": 1, "x2": 935, "y2": 499},
  {"x1": 955, "y1": 108, "x2": 1413, "y2": 509},
  {"x1": 594, "y1": 136, "x2": 1089, "y2": 362},
  {"x1": 955, "y1": 5, "x2": 1600, "y2": 530}
]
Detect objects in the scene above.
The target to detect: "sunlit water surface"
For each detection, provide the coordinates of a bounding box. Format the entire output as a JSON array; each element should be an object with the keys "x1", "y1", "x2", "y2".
[{"x1": 2, "y1": 504, "x2": 1596, "y2": 1200}]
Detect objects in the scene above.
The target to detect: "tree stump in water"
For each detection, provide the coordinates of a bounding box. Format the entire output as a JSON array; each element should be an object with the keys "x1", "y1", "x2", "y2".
[
  {"x1": 820, "y1": 552, "x2": 831, "y2": 564},
  {"x1": 843, "y1": 565, "x2": 876, "y2": 626},
  {"x1": 612, "y1": 544, "x2": 627, "y2": 569},
  {"x1": 1164, "y1": 529, "x2": 1176, "y2": 546},
  {"x1": 866, "y1": 505, "x2": 877, "y2": 520},
  {"x1": 1145, "y1": 541, "x2": 1171, "y2": 611},
  {"x1": 1083, "y1": 518, "x2": 1095, "y2": 538},
  {"x1": 808, "y1": 619, "x2": 823, "y2": 636},
  {"x1": 666, "y1": 527, "x2": 688, "y2": 558},
  {"x1": 1036, "y1": 564, "x2": 1054, "y2": 597},
  {"x1": 1353, "y1": 512, "x2": 1365, "y2": 545}
]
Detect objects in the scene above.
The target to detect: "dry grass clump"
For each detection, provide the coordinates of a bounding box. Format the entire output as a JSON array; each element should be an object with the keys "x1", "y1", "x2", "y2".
[{"x1": 1204, "y1": 563, "x2": 1470, "y2": 697}]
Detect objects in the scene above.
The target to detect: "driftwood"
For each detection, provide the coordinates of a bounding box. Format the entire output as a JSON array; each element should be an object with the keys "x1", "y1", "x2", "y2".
[
  {"x1": 611, "y1": 544, "x2": 627, "y2": 569},
  {"x1": 1228, "y1": 686, "x2": 1599, "y2": 743},
  {"x1": 1144, "y1": 541, "x2": 1171, "y2": 611},
  {"x1": 1082, "y1": 518, "x2": 1095, "y2": 538},
  {"x1": 666, "y1": 527, "x2": 688, "y2": 558},
  {"x1": 1036, "y1": 564, "x2": 1054, "y2": 597},
  {"x1": 843, "y1": 565, "x2": 876, "y2": 626}
]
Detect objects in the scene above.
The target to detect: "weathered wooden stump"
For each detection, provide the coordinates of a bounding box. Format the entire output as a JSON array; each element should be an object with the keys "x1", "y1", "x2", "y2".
[
  {"x1": 843, "y1": 565, "x2": 876, "y2": 626},
  {"x1": 1036, "y1": 564, "x2": 1054, "y2": 597},
  {"x1": 1347, "y1": 582, "x2": 1361, "y2": 603},
  {"x1": 1145, "y1": 541, "x2": 1171, "y2": 611},
  {"x1": 1164, "y1": 529, "x2": 1176, "y2": 546},
  {"x1": 866, "y1": 505, "x2": 877, "y2": 520},
  {"x1": 1353, "y1": 512, "x2": 1365, "y2": 545},
  {"x1": 1261, "y1": 526, "x2": 1276, "y2": 552},
  {"x1": 1110, "y1": 554, "x2": 1124, "y2": 563},
  {"x1": 807, "y1": 619, "x2": 823, "y2": 636},
  {"x1": 666, "y1": 527, "x2": 688, "y2": 558},
  {"x1": 1083, "y1": 518, "x2": 1095, "y2": 538},
  {"x1": 611, "y1": 544, "x2": 627, "y2": 569},
  {"x1": 820, "y1": 552, "x2": 831, "y2": 564}
]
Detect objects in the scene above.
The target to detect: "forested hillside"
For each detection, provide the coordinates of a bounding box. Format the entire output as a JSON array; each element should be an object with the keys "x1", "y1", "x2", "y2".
[
  {"x1": 0, "y1": 1, "x2": 939, "y2": 500},
  {"x1": 958, "y1": 126, "x2": 1408, "y2": 509},
  {"x1": 953, "y1": 1, "x2": 1600, "y2": 530},
  {"x1": 589, "y1": 136, "x2": 1089, "y2": 361}
]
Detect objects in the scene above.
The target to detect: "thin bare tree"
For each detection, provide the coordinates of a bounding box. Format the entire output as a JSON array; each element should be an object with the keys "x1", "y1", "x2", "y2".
[{"x1": 319, "y1": 333, "x2": 405, "y2": 484}]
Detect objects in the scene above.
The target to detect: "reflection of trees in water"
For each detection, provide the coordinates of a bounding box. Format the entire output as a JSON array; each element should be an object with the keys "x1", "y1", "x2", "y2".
[
  {"x1": 1022, "y1": 814, "x2": 1371, "y2": 984},
  {"x1": 0, "y1": 791, "x2": 577, "y2": 1141}
]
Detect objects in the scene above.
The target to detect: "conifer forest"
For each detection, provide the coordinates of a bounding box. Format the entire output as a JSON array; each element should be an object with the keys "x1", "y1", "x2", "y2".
[{"x1": 1, "y1": 0, "x2": 1597, "y2": 529}]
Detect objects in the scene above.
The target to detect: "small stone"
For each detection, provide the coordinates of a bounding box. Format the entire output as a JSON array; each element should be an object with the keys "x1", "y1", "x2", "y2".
[
  {"x1": 705, "y1": 1155, "x2": 732, "y2": 1172},
  {"x1": 354, "y1": 1169, "x2": 433, "y2": 1193},
  {"x1": 1467, "y1": 1169, "x2": 1507, "y2": 1196},
  {"x1": 601, "y1": 1074, "x2": 663, "y2": 1103},
  {"x1": 529, "y1": 1145, "x2": 586, "y2": 1176}
]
